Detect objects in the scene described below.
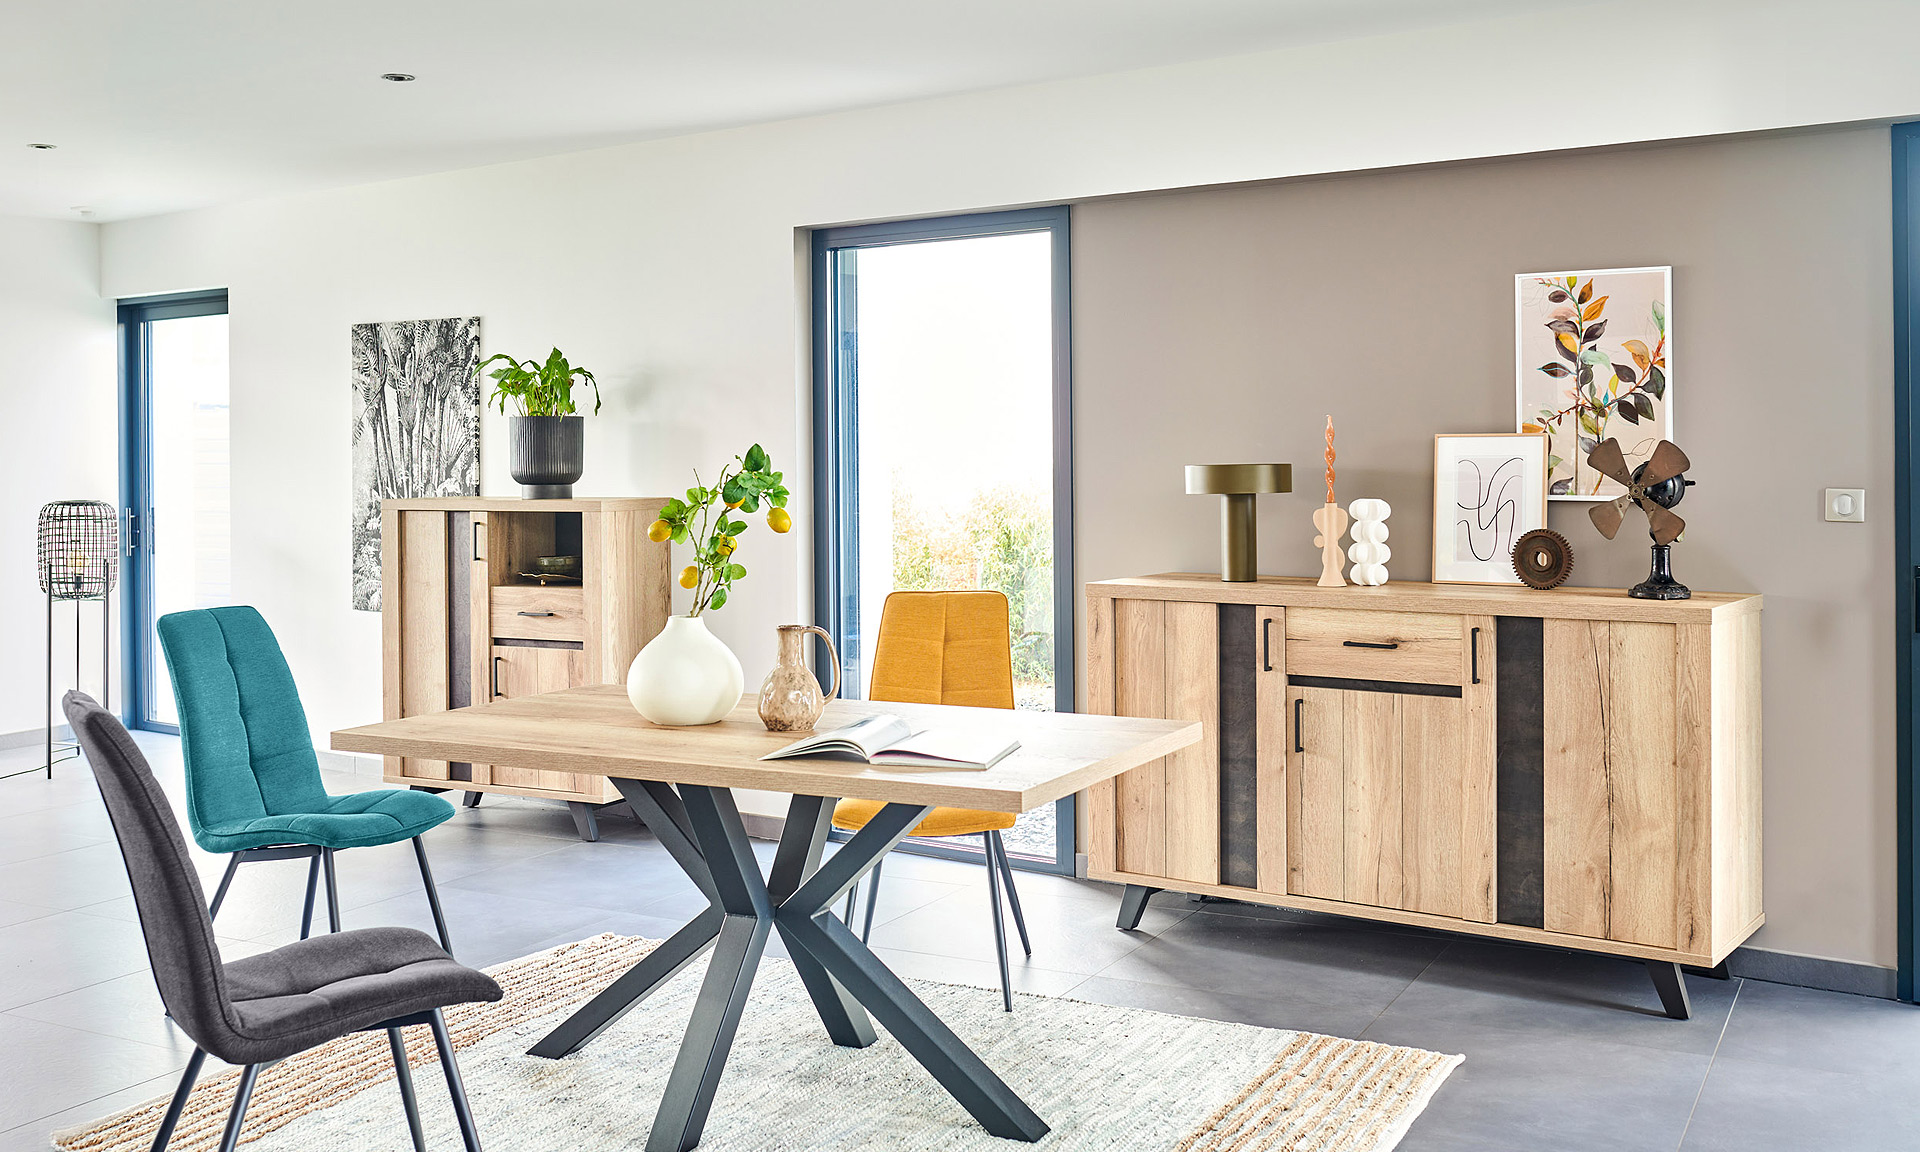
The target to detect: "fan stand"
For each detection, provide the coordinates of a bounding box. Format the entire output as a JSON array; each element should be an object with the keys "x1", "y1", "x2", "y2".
[{"x1": 1630, "y1": 542, "x2": 1691, "y2": 601}]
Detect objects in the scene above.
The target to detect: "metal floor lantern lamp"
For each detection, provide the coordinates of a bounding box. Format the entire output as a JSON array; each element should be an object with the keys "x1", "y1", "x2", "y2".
[{"x1": 27, "y1": 501, "x2": 118, "y2": 780}]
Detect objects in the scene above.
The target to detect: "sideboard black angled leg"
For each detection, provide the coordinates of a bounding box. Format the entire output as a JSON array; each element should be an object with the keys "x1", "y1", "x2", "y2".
[
  {"x1": 1116, "y1": 884, "x2": 1162, "y2": 930},
  {"x1": 1645, "y1": 960, "x2": 1693, "y2": 1020}
]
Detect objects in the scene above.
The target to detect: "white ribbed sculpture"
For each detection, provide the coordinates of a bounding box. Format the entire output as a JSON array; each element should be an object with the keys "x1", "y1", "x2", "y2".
[{"x1": 1346, "y1": 499, "x2": 1391, "y2": 587}]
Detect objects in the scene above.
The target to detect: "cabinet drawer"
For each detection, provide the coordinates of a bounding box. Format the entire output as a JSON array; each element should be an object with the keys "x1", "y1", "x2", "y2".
[
  {"x1": 490, "y1": 585, "x2": 586, "y2": 642},
  {"x1": 1285, "y1": 608, "x2": 1464, "y2": 686}
]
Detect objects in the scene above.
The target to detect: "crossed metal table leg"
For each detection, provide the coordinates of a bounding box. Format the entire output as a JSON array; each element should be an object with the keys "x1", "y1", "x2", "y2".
[{"x1": 528, "y1": 780, "x2": 1049, "y2": 1152}]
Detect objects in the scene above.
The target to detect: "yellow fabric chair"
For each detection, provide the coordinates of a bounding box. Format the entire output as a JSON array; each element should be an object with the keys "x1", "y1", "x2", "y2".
[{"x1": 834, "y1": 591, "x2": 1032, "y2": 1010}]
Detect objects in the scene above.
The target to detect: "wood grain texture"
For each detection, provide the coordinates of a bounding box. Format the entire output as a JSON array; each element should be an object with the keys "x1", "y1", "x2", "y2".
[
  {"x1": 489, "y1": 645, "x2": 598, "y2": 796},
  {"x1": 1674, "y1": 623, "x2": 1713, "y2": 956},
  {"x1": 1713, "y1": 610, "x2": 1766, "y2": 958},
  {"x1": 1091, "y1": 573, "x2": 1759, "y2": 624},
  {"x1": 1163, "y1": 600, "x2": 1220, "y2": 884},
  {"x1": 336, "y1": 684, "x2": 1200, "y2": 814},
  {"x1": 397, "y1": 510, "x2": 451, "y2": 781},
  {"x1": 1342, "y1": 691, "x2": 1402, "y2": 907},
  {"x1": 466, "y1": 512, "x2": 494, "y2": 787},
  {"x1": 1285, "y1": 608, "x2": 1463, "y2": 685},
  {"x1": 490, "y1": 584, "x2": 587, "y2": 642},
  {"x1": 1543, "y1": 619, "x2": 1612, "y2": 939},
  {"x1": 1459, "y1": 614, "x2": 1498, "y2": 923},
  {"x1": 1401, "y1": 692, "x2": 1467, "y2": 918},
  {"x1": 1254, "y1": 606, "x2": 1288, "y2": 895},
  {"x1": 1083, "y1": 589, "x2": 1119, "y2": 876},
  {"x1": 1114, "y1": 598, "x2": 1168, "y2": 876},
  {"x1": 1288, "y1": 686, "x2": 1345, "y2": 900},
  {"x1": 380, "y1": 506, "x2": 403, "y2": 780}
]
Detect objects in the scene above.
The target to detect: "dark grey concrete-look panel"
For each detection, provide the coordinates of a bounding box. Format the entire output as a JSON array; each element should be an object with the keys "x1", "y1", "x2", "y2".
[{"x1": 2, "y1": 734, "x2": 1916, "y2": 1151}]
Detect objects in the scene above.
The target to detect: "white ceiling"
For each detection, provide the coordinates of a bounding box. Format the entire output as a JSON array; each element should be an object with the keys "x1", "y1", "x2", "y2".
[{"x1": 2, "y1": 0, "x2": 1549, "y2": 222}]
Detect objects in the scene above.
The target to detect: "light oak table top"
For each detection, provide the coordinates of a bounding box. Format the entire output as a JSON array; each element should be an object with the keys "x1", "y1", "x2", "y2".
[{"x1": 331, "y1": 684, "x2": 1200, "y2": 813}]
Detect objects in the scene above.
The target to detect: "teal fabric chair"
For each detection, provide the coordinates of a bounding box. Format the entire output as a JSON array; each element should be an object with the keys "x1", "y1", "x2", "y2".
[{"x1": 158, "y1": 606, "x2": 456, "y2": 954}]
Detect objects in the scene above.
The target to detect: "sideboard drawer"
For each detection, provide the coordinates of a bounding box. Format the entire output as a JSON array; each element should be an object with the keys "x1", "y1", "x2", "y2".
[
  {"x1": 490, "y1": 584, "x2": 586, "y2": 642},
  {"x1": 1285, "y1": 608, "x2": 1464, "y2": 685}
]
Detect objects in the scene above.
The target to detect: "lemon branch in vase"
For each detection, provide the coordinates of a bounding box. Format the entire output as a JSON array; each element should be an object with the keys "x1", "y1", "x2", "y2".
[{"x1": 647, "y1": 443, "x2": 791, "y2": 615}]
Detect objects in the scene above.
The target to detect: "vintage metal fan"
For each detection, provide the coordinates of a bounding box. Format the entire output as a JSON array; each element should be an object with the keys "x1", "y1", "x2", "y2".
[{"x1": 1584, "y1": 438, "x2": 1696, "y2": 600}]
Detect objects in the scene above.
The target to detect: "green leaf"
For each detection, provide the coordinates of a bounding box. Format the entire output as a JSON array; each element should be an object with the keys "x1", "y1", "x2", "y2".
[
  {"x1": 1580, "y1": 349, "x2": 1611, "y2": 365},
  {"x1": 1644, "y1": 366, "x2": 1667, "y2": 399},
  {"x1": 670, "y1": 526, "x2": 687, "y2": 544},
  {"x1": 726, "y1": 563, "x2": 746, "y2": 580},
  {"x1": 743, "y1": 444, "x2": 769, "y2": 472},
  {"x1": 770, "y1": 494, "x2": 787, "y2": 509},
  {"x1": 708, "y1": 588, "x2": 728, "y2": 611},
  {"x1": 1651, "y1": 299, "x2": 1666, "y2": 335}
]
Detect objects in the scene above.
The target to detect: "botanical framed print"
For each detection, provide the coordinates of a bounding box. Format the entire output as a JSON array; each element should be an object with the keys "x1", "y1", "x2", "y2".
[
  {"x1": 1432, "y1": 433, "x2": 1549, "y2": 585},
  {"x1": 1515, "y1": 266, "x2": 1671, "y2": 500}
]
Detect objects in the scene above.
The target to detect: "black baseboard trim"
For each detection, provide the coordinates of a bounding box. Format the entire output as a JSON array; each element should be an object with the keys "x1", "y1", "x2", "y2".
[{"x1": 1727, "y1": 946, "x2": 1899, "y2": 1000}]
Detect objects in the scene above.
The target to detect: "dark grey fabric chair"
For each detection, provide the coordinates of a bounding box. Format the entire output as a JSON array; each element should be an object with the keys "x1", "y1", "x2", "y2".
[{"x1": 64, "y1": 692, "x2": 503, "y2": 1152}]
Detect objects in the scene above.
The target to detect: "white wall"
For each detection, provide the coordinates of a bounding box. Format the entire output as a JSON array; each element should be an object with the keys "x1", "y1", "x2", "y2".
[
  {"x1": 95, "y1": 0, "x2": 1920, "y2": 966},
  {"x1": 0, "y1": 218, "x2": 118, "y2": 740}
]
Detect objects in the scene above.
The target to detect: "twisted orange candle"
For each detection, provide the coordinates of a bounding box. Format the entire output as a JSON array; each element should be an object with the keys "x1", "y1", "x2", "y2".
[{"x1": 1323, "y1": 415, "x2": 1336, "y2": 504}]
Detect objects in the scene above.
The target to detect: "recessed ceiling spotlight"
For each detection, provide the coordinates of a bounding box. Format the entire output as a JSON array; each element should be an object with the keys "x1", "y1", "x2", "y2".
[
  {"x1": 380, "y1": 73, "x2": 416, "y2": 82},
  {"x1": 28, "y1": 142, "x2": 56, "y2": 150},
  {"x1": 70, "y1": 207, "x2": 94, "y2": 217}
]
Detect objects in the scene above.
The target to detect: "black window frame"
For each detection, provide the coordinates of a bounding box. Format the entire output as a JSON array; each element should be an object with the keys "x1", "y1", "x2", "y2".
[{"x1": 810, "y1": 206, "x2": 1076, "y2": 874}]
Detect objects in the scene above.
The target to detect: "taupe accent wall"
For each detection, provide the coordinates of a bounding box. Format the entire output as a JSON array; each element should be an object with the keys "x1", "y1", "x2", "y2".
[{"x1": 1072, "y1": 126, "x2": 1893, "y2": 967}]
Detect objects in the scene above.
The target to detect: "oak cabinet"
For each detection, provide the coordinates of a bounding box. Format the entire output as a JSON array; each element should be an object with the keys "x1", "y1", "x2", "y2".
[
  {"x1": 1085, "y1": 574, "x2": 1762, "y2": 979},
  {"x1": 380, "y1": 497, "x2": 671, "y2": 822}
]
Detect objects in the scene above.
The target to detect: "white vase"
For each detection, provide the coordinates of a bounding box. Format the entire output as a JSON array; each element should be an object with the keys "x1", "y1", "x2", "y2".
[{"x1": 626, "y1": 615, "x2": 745, "y2": 726}]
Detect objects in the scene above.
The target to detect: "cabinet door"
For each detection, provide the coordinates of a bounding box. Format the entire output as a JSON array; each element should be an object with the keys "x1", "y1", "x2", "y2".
[
  {"x1": 1286, "y1": 685, "x2": 1487, "y2": 920},
  {"x1": 488, "y1": 644, "x2": 594, "y2": 796},
  {"x1": 1110, "y1": 599, "x2": 1220, "y2": 884}
]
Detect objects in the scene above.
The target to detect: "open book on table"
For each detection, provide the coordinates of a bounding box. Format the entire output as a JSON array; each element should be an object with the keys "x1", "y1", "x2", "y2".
[{"x1": 760, "y1": 713, "x2": 1020, "y2": 771}]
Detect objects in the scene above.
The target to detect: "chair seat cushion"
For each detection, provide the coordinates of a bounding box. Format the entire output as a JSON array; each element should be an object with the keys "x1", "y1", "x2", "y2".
[
  {"x1": 832, "y1": 799, "x2": 1015, "y2": 837},
  {"x1": 196, "y1": 787, "x2": 456, "y2": 852},
  {"x1": 219, "y1": 926, "x2": 502, "y2": 1064}
]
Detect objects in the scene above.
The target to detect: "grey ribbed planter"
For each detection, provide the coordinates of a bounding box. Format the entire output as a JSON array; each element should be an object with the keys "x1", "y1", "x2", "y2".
[{"x1": 509, "y1": 415, "x2": 585, "y2": 499}]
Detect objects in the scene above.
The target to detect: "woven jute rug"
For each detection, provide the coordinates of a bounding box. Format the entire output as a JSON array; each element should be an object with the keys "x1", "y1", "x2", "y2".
[{"x1": 54, "y1": 934, "x2": 1460, "y2": 1151}]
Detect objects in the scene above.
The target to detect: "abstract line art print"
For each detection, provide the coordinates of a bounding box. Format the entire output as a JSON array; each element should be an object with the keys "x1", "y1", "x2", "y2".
[
  {"x1": 350, "y1": 316, "x2": 481, "y2": 611},
  {"x1": 1432, "y1": 433, "x2": 1548, "y2": 585}
]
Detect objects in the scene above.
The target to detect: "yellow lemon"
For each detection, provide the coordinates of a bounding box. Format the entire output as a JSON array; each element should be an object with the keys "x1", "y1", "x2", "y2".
[
  {"x1": 716, "y1": 535, "x2": 736, "y2": 557},
  {"x1": 647, "y1": 519, "x2": 672, "y2": 543},
  {"x1": 727, "y1": 499, "x2": 743, "y2": 509},
  {"x1": 768, "y1": 507, "x2": 792, "y2": 534},
  {"x1": 678, "y1": 566, "x2": 699, "y2": 589}
]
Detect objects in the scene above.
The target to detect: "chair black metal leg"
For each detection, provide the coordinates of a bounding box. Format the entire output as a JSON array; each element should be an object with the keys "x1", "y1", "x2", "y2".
[
  {"x1": 429, "y1": 1008, "x2": 485, "y2": 1152},
  {"x1": 299, "y1": 854, "x2": 320, "y2": 940},
  {"x1": 989, "y1": 831, "x2": 1031, "y2": 956},
  {"x1": 527, "y1": 908, "x2": 724, "y2": 1058},
  {"x1": 388, "y1": 1027, "x2": 428, "y2": 1152},
  {"x1": 413, "y1": 837, "x2": 454, "y2": 955},
  {"x1": 207, "y1": 854, "x2": 242, "y2": 922},
  {"x1": 984, "y1": 835, "x2": 1014, "y2": 1012},
  {"x1": 859, "y1": 856, "x2": 884, "y2": 944},
  {"x1": 569, "y1": 801, "x2": 601, "y2": 842},
  {"x1": 1646, "y1": 960, "x2": 1693, "y2": 1020},
  {"x1": 1116, "y1": 883, "x2": 1161, "y2": 930},
  {"x1": 216, "y1": 1063, "x2": 261, "y2": 1152},
  {"x1": 149, "y1": 1048, "x2": 206, "y2": 1152},
  {"x1": 322, "y1": 847, "x2": 341, "y2": 933},
  {"x1": 842, "y1": 884, "x2": 856, "y2": 926}
]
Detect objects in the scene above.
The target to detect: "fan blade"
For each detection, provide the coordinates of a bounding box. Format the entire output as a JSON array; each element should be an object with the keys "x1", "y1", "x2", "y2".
[
  {"x1": 1640, "y1": 440, "x2": 1691, "y2": 487},
  {"x1": 1589, "y1": 497, "x2": 1628, "y2": 539},
  {"x1": 1646, "y1": 503, "x2": 1686, "y2": 546},
  {"x1": 1585, "y1": 438, "x2": 1637, "y2": 488}
]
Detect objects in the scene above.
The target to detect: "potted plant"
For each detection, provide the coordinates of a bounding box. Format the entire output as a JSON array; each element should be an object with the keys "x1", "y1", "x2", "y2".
[
  {"x1": 477, "y1": 348, "x2": 601, "y2": 498},
  {"x1": 626, "y1": 444, "x2": 792, "y2": 725}
]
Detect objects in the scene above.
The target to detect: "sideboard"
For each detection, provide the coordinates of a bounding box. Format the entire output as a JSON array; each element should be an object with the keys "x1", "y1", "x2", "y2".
[
  {"x1": 381, "y1": 496, "x2": 670, "y2": 838},
  {"x1": 1083, "y1": 573, "x2": 1762, "y2": 1018}
]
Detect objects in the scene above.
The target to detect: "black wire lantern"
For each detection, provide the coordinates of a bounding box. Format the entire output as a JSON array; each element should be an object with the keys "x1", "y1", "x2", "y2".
[{"x1": 25, "y1": 501, "x2": 118, "y2": 781}]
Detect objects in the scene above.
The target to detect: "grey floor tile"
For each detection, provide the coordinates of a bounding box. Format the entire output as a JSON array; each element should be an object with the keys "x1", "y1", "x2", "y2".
[
  {"x1": 0, "y1": 909, "x2": 152, "y2": 1011},
  {"x1": 0, "y1": 1071, "x2": 183, "y2": 1152},
  {"x1": 1065, "y1": 973, "x2": 1385, "y2": 1038},
  {"x1": 1680, "y1": 1055, "x2": 1920, "y2": 1151},
  {"x1": 1373, "y1": 940, "x2": 1738, "y2": 1055},
  {"x1": 1362, "y1": 1015, "x2": 1708, "y2": 1151},
  {"x1": 444, "y1": 840, "x2": 699, "y2": 916},
  {"x1": 0, "y1": 842, "x2": 134, "y2": 912},
  {"x1": 7, "y1": 969, "x2": 200, "y2": 1056},
  {"x1": 0, "y1": 1013, "x2": 184, "y2": 1132},
  {"x1": 865, "y1": 883, "x2": 1186, "y2": 976},
  {"x1": 326, "y1": 884, "x2": 615, "y2": 969},
  {"x1": 1713, "y1": 978, "x2": 1920, "y2": 1078},
  {"x1": 0, "y1": 806, "x2": 108, "y2": 865}
]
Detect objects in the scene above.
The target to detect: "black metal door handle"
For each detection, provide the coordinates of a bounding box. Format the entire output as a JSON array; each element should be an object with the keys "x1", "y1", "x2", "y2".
[
  {"x1": 1262, "y1": 617, "x2": 1274, "y2": 672},
  {"x1": 1471, "y1": 626, "x2": 1482, "y2": 684},
  {"x1": 473, "y1": 521, "x2": 484, "y2": 562},
  {"x1": 1342, "y1": 639, "x2": 1400, "y2": 650},
  {"x1": 1293, "y1": 698, "x2": 1303, "y2": 753},
  {"x1": 492, "y1": 656, "x2": 506, "y2": 698},
  {"x1": 518, "y1": 610, "x2": 557, "y2": 617}
]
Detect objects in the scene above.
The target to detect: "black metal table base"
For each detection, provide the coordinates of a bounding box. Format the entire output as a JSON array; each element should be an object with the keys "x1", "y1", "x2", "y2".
[{"x1": 529, "y1": 782, "x2": 1047, "y2": 1152}]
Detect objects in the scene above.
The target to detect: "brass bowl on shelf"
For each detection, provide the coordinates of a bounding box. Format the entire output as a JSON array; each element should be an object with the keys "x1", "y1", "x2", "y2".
[{"x1": 533, "y1": 554, "x2": 581, "y2": 576}]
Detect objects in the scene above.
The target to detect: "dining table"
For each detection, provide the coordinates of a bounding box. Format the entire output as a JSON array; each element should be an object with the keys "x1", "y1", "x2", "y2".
[{"x1": 332, "y1": 683, "x2": 1201, "y2": 1152}]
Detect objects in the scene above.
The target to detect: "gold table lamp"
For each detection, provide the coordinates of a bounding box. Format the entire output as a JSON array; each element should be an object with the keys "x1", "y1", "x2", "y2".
[{"x1": 1186, "y1": 464, "x2": 1292, "y2": 582}]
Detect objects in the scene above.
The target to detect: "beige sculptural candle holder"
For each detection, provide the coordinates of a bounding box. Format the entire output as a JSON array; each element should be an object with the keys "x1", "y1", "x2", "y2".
[{"x1": 1313, "y1": 416, "x2": 1347, "y2": 587}]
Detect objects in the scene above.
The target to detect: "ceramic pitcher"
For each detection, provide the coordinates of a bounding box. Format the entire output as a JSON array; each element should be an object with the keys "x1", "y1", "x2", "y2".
[{"x1": 757, "y1": 625, "x2": 839, "y2": 731}]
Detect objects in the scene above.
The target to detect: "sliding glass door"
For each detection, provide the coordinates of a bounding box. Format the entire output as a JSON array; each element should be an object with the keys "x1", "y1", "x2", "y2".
[
  {"x1": 812, "y1": 207, "x2": 1074, "y2": 871},
  {"x1": 120, "y1": 291, "x2": 231, "y2": 732}
]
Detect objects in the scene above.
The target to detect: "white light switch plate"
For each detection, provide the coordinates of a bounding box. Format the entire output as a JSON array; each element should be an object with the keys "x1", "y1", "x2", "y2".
[{"x1": 1825, "y1": 488, "x2": 1866, "y2": 523}]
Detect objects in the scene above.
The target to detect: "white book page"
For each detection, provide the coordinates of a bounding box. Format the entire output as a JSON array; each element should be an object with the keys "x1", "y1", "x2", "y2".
[{"x1": 762, "y1": 714, "x2": 913, "y2": 761}]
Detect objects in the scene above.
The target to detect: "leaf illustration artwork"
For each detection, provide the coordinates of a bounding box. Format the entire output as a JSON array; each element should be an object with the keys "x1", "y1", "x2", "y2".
[{"x1": 1514, "y1": 268, "x2": 1672, "y2": 500}]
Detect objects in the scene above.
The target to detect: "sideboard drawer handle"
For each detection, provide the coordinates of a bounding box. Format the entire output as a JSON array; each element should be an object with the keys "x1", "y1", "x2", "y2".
[
  {"x1": 1294, "y1": 698, "x2": 1304, "y2": 753},
  {"x1": 1342, "y1": 639, "x2": 1400, "y2": 650},
  {"x1": 518, "y1": 610, "x2": 557, "y2": 617}
]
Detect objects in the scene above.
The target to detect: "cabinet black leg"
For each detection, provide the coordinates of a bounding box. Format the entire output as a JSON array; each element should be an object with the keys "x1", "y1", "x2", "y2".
[
  {"x1": 1646, "y1": 960, "x2": 1693, "y2": 1019},
  {"x1": 1684, "y1": 960, "x2": 1730, "y2": 980},
  {"x1": 1116, "y1": 884, "x2": 1161, "y2": 931},
  {"x1": 569, "y1": 801, "x2": 602, "y2": 842},
  {"x1": 463, "y1": 791, "x2": 482, "y2": 808}
]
